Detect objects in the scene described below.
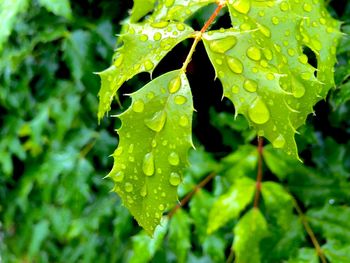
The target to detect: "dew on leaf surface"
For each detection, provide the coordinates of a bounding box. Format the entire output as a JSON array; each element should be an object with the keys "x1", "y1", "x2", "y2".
[
  {"x1": 144, "y1": 110, "x2": 167, "y2": 132},
  {"x1": 248, "y1": 97, "x2": 270, "y2": 124},
  {"x1": 273, "y1": 134, "x2": 286, "y2": 148},
  {"x1": 168, "y1": 152, "x2": 180, "y2": 166},
  {"x1": 143, "y1": 152, "x2": 155, "y2": 176},
  {"x1": 209, "y1": 36, "x2": 237, "y2": 54},
  {"x1": 132, "y1": 100, "x2": 144, "y2": 113},
  {"x1": 226, "y1": 56, "x2": 244, "y2": 74},
  {"x1": 168, "y1": 76, "x2": 181, "y2": 93},
  {"x1": 169, "y1": 172, "x2": 181, "y2": 186}
]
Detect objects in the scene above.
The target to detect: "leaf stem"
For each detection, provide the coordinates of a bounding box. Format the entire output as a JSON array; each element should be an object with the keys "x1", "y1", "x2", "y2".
[
  {"x1": 293, "y1": 198, "x2": 328, "y2": 263},
  {"x1": 181, "y1": 2, "x2": 225, "y2": 72},
  {"x1": 253, "y1": 137, "x2": 264, "y2": 208},
  {"x1": 167, "y1": 172, "x2": 216, "y2": 218}
]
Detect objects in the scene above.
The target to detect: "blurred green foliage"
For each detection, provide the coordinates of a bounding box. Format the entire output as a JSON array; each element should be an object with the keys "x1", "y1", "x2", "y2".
[{"x1": 0, "y1": 0, "x2": 350, "y2": 262}]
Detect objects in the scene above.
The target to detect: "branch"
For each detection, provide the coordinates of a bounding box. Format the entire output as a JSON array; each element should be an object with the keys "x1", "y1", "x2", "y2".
[
  {"x1": 167, "y1": 172, "x2": 216, "y2": 218},
  {"x1": 293, "y1": 198, "x2": 327, "y2": 263},
  {"x1": 181, "y1": 2, "x2": 225, "y2": 72}
]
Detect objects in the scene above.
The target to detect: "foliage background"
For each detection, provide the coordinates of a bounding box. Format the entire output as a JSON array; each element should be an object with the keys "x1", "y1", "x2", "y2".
[{"x1": 0, "y1": 0, "x2": 350, "y2": 262}]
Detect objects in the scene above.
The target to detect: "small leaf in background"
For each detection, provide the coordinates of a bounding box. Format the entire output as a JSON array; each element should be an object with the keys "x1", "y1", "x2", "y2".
[
  {"x1": 261, "y1": 182, "x2": 304, "y2": 261},
  {"x1": 189, "y1": 189, "x2": 214, "y2": 242},
  {"x1": 233, "y1": 208, "x2": 268, "y2": 263},
  {"x1": 207, "y1": 176, "x2": 255, "y2": 234},
  {"x1": 62, "y1": 30, "x2": 92, "y2": 83},
  {"x1": 0, "y1": 0, "x2": 29, "y2": 52},
  {"x1": 287, "y1": 247, "x2": 318, "y2": 263},
  {"x1": 97, "y1": 22, "x2": 194, "y2": 120},
  {"x1": 152, "y1": 0, "x2": 216, "y2": 22},
  {"x1": 129, "y1": 218, "x2": 168, "y2": 263},
  {"x1": 108, "y1": 70, "x2": 193, "y2": 234},
  {"x1": 307, "y1": 204, "x2": 350, "y2": 243},
  {"x1": 323, "y1": 240, "x2": 350, "y2": 263},
  {"x1": 130, "y1": 0, "x2": 156, "y2": 22},
  {"x1": 168, "y1": 210, "x2": 191, "y2": 263},
  {"x1": 28, "y1": 220, "x2": 50, "y2": 257},
  {"x1": 38, "y1": 0, "x2": 72, "y2": 19}
]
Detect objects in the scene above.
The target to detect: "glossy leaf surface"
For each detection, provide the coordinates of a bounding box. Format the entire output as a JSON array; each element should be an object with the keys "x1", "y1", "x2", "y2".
[
  {"x1": 108, "y1": 70, "x2": 193, "y2": 234},
  {"x1": 207, "y1": 176, "x2": 255, "y2": 233},
  {"x1": 203, "y1": 0, "x2": 341, "y2": 159},
  {"x1": 97, "y1": 22, "x2": 194, "y2": 120}
]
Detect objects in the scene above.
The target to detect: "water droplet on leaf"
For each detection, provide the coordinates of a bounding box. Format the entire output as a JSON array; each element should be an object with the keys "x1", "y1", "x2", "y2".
[
  {"x1": 168, "y1": 76, "x2": 181, "y2": 93},
  {"x1": 248, "y1": 97, "x2": 270, "y2": 124},
  {"x1": 142, "y1": 152, "x2": 155, "y2": 176},
  {"x1": 209, "y1": 36, "x2": 237, "y2": 54},
  {"x1": 145, "y1": 111, "x2": 167, "y2": 132},
  {"x1": 168, "y1": 152, "x2": 180, "y2": 166},
  {"x1": 169, "y1": 172, "x2": 181, "y2": 186},
  {"x1": 132, "y1": 100, "x2": 144, "y2": 113},
  {"x1": 226, "y1": 56, "x2": 243, "y2": 74}
]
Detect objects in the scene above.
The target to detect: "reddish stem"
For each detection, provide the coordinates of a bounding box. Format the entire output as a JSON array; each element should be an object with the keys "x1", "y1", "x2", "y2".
[
  {"x1": 200, "y1": 3, "x2": 225, "y2": 33},
  {"x1": 168, "y1": 172, "x2": 216, "y2": 218}
]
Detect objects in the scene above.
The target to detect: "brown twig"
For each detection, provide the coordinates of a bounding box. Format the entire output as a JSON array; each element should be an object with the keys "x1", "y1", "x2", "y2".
[
  {"x1": 253, "y1": 137, "x2": 264, "y2": 208},
  {"x1": 293, "y1": 199, "x2": 327, "y2": 263},
  {"x1": 167, "y1": 172, "x2": 217, "y2": 218}
]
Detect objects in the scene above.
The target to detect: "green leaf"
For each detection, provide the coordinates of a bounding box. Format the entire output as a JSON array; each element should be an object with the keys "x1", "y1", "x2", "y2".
[
  {"x1": 168, "y1": 210, "x2": 191, "y2": 263},
  {"x1": 261, "y1": 182, "x2": 304, "y2": 261},
  {"x1": 323, "y1": 240, "x2": 350, "y2": 263},
  {"x1": 307, "y1": 204, "x2": 350, "y2": 243},
  {"x1": 108, "y1": 70, "x2": 193, "y2": 235},
  {"x1": 189, "y1": 189, "x2": 214, "y2": 241},
  {"x1": 129, "y1": 218, "x2": 169, "y2": 263},
  {"x1": 288, "y1": 247, "x2": 318, "y2": 263},
  {"x1": 0, "y1": 0, "x2": 29, "y2": 52},
  {"x1": 202, "y1": 0, "x2": 341, "y2": 159},
  {"x1": 207, "y1": 176, "x2": 255, "y2": 234},
  {"x1": 261, "y1": 182, "x2": 293, "y2": 229},
  {"x1": 233, "y1": 208, "x2": 268, "y2": 263},
  {"x1": 97, "y1": 22, "x2": 194, "y2": 120},
  {"x1": 152, "y1": 0, "x2": 216, "y2": 22},
  {"x1": 130, "y1": 0, "x2": 156, "y2": 22},
  {"x1": 62, "y1": 30, "x2": 92, "y2": 83},
  {"x1": 38, "y1": 0, "x2": 72, "y2": 19}
]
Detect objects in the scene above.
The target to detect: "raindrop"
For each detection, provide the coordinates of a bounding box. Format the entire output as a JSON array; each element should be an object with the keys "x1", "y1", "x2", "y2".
[
  {"x1": 273, "y1": 134, "x2": 286, "y2": 148},
  {"x1": 248, "y1": 97, "x2": 270, "y2": 124},
  {"x1": 232, "y1": 0, "x2": 251, "y2": 14},
  {"x1": 292, "y1": 84, "x2": 305, "y2": 98},
  {"x1": 144, "y1": 60, "x2": 154, "y2": 71},
  {"x1": 174, "y1": 95, "x2": 187, "y2": 105},
  {"x1": 179, "y1": 115, "x2": 189, "y2": 127},
  {"x1": 169, "y1": 172, "x2": 181, "y2": 186},
  {"x1": 231, "y1": 85, "x2": 239, "y2": 94},
  {"x1": 151, "y1": 21, "x2": 169, "y2": 28},
  {"x1": 226, "y1": 56, "x2": 244, "y2": 74},
  {"x1": 140, "y1": 185, "x2": 147, "y2": 197},
  {"x1": 125, "y1": 182, "x2": 133, "y2": 192},
  {"x1": 168, "y1": 152, "x2": 180, "y2": 166},
  {"x1": 145, "y1": 110, "x2": 167, "y2": 132},
  {"x1": 132, "y1": 100, "x2": 144, "y2": 113},
  {"x1": 209, "y1": 36, "x2": 237, "y2": 54},
  {"x1": 113, "y1": 171, "x2": 124, "y2": 182},
  {"x1": 153, "y1": 32, "x2": 162, "y2": 41},
  {"x1": 142, "y1": 152, "x2": 155, "y2": 176},
  {"x1": 243, "y1": 79, "x2": 258, "y2": 92},
  {"x1": 168, "y1": 76, "x2": 181, "y2": 93},
  {"x1": 246, "y1": 46, "x2": 262, "y2": 61}
]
